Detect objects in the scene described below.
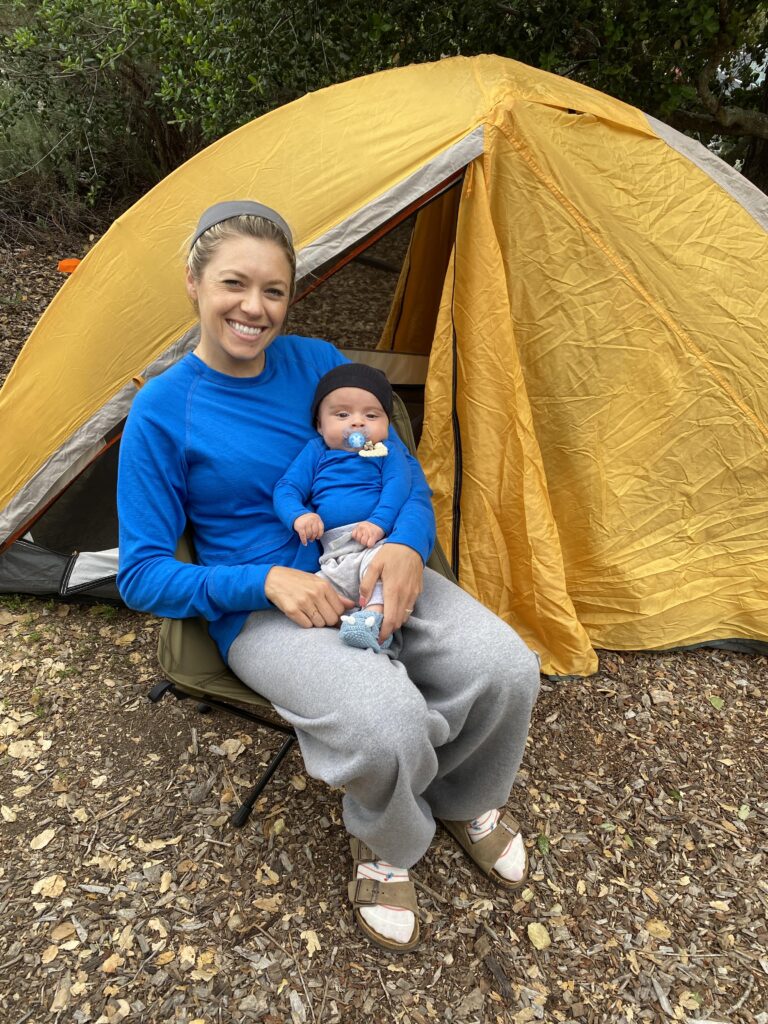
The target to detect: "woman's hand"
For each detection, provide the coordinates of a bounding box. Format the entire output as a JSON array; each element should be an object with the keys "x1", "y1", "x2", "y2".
[
  {"x1": 359, "y1": 543, "x2": 424, "y2": 642},
  {"x1": 265, "y1": 566, "x2": 354, "y2": 628}
]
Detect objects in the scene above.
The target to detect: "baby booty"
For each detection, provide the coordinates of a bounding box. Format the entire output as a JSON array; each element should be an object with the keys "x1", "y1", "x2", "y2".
[{"x1": 339, "y1": 610, "x2": 392, "y2": 653}]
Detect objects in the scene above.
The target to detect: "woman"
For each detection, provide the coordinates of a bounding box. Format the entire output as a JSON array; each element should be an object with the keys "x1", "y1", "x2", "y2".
[{"x1": 117, "y1": 200, "x2": 541, "y2": 953}]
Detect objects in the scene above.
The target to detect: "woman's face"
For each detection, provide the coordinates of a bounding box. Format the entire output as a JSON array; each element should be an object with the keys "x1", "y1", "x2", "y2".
[{"x1": 186, "y1": 235, "x2": 291, "y2": 377}]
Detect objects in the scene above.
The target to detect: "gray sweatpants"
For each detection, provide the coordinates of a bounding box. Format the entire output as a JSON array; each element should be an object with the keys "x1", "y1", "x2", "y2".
[{"x1": 228, "y1": 567, "x2": 540, "y2": 867}]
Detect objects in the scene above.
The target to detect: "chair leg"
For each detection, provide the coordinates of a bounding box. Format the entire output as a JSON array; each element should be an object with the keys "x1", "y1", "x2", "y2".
[{"x1": 230, "y1": 734, "x2": 297, "y2": 828}]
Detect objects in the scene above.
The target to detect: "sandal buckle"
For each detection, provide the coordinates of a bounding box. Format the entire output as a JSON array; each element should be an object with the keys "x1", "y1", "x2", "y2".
[{"x1": 353, "y1": 878, "x2": 381, "y2": 906}]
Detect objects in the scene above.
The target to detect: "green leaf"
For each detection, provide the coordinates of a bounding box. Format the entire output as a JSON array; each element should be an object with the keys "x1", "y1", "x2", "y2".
[
  {"x1": 708, "y1": 694, "x2": 725, "y2": 711},
  {"x1": 536, "y1": 834, "x2": 550, "y2": 855},
  {"x1": 737, "y1": 804, "x2": 750, "y2": 820}
]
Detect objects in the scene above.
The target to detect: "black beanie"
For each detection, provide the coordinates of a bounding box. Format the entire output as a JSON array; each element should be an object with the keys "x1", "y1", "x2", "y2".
[{"x1": 311, "y1": 363, "x2": 393, "y2": 425}]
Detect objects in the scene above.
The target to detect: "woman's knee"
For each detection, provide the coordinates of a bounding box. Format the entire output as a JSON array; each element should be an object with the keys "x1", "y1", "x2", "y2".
[{"x1": 342, "y1": 680, "x2": 436, "y2": 767}]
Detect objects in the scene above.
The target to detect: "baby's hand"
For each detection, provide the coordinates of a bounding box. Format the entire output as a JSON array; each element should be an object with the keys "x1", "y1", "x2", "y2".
[
  {"x1": 352, "y1": 521, "x2": 385, "y2": 548},
  {"x1": 294, "y1": 512, "x2": 324, "y2": 546}
]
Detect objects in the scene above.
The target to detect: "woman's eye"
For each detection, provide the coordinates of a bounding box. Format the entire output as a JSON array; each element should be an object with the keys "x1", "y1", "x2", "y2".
[
  {"x1": 223, "y1": 279, "x2": 242, "y2": 287},
  {"x1": 266, "y1": 288, "x2": 285, "y2": 298}
]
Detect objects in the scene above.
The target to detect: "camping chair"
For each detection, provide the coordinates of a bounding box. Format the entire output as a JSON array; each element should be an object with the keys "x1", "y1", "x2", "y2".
[{"x1": 149, "y1": 393, "x2": 456, "y2": 827}]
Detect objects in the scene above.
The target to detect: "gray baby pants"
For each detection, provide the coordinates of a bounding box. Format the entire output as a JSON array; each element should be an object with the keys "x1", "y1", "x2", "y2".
[
  {"x1": 316, "y1": 524, "x2": 384, "y2": 605},
  {"x1": 228, "y1": 567, "x2": 540, "y2": 867}
]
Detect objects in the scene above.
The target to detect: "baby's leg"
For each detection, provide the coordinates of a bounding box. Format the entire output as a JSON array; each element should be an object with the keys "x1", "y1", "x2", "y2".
[{"x1": 338, "y1": 541, "x2": 390, "y2": 653}]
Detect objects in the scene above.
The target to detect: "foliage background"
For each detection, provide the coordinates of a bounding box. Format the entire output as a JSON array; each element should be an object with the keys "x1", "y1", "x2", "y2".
[{"x1": 1, "y1": 0, "x2": 767, "y2": 235}]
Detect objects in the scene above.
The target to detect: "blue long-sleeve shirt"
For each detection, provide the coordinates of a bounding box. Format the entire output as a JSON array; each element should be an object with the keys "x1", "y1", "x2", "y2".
[
  {"x1": 273, "y1": 436, "x2": 412, "y2": 536},
  {"x1": 117, "y1": 337, "x2": 436, "y2": 660}
]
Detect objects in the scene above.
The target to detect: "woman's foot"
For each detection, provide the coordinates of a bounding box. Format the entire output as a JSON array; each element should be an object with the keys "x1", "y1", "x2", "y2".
[
  {"x1": 439, "y1": 809, "x2": 529, "y2": 889},
  {"x1": 348, "y1": 838, "x2": 420, "y2": 951},
  {"x1": 466, "y1": 809, "x2": 527, "y2": 884},
  {"x1": 356, "y1": 860, "x2": 416, "y2": 945}
]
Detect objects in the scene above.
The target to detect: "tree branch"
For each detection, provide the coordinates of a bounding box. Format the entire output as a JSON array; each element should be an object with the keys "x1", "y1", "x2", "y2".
[{"x1": 669, "y1": 107, "x2": 768, "y2": 140}]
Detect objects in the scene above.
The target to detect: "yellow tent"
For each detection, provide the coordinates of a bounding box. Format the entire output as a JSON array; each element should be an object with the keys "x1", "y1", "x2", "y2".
[{"x1": 1, "y1": 55, "x2": 767, "y2": 675}]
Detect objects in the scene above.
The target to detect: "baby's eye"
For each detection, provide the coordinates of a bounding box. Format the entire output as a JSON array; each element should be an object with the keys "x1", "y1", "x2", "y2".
[
  {"x1": 366, "y1": 413, "x2": 381, "y2": 419},
  {"x1": 336, "y1": 411, "x2": 349, "y2": 418}
]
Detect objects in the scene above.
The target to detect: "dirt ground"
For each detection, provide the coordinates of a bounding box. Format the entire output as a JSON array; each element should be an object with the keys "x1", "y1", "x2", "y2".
[{"x1": 1, "y1": 232, "x2": 767, "y2": 1024}]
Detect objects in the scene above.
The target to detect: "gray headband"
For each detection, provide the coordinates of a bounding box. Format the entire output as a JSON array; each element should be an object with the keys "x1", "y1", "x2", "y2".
[{"x1": 191, "y1": 200, "x2": 293, "y2": 248}]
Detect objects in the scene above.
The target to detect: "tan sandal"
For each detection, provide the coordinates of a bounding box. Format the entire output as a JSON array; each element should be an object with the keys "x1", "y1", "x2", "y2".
[
  {"x1": 440, "y1": 811, "x2": 529, "y2": 890},
  {"x1": 347, "y1": 837, "x2": 420, "y2": 952}
]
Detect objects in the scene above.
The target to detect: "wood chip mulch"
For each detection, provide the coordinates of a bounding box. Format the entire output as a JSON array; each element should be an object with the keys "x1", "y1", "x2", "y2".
[{"x1": 1, "y1": 233, "x2": 767, "y2": 1024}]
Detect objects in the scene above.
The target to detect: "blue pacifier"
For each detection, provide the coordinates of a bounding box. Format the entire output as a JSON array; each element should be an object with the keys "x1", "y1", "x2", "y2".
[{"x1": 344, "y1": 429, "x2": 368, "y2": 450}]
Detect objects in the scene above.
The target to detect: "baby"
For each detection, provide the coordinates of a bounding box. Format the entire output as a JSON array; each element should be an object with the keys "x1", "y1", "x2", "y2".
[{"x1": 273, "y1": 363, "x2": 411, "y2": 652}]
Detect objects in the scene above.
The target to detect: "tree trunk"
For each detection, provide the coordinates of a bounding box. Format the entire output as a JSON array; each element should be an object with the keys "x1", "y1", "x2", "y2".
[{"x1": 741, "y1": 137, "x2": 768, "y2": 195}]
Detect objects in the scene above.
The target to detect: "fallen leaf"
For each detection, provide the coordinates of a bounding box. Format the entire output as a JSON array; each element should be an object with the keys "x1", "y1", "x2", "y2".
[
  {"x1": 1, "y1": 805, "x2": 17, "y2": 822},
  {"x1": 100, "y1": 952, "x2": 124, "y2": 974},
  {"x1": 73, "y1": 808, "x2": 89, "y2": 823},
  {"x1": 116, "y1": 924, "x2": 134, "y2": 951},
  {"x1": 114, "y1": 632, "x2": 136, "y2": 646},
  {"x1": 159, "y1": 871, "x2": 173, "y2": 893},
  {"x1": 148, "y1": 918, "x2": 168, "y2": 937},
  {"x1": 49, "y1": 972, "x2": 71, "y2": 1012},
  {"x1": 257, "y1": 864, "x2": 280, "y2": 886},
  {"x1": 678, "y1": 991, "x2": 701, "y2": 1010},
  {"x1": 710, "y1": 900, "x2": 730, "y2": 912},
  {"x1": 178, "y1": 944, "x2": 197, "y2": 970},
  {"x1": 301, "y1": 929, "x2": 321, "y2": 957},
  {"x1": 214, "y1": 738, "x2": 244, "y2": 760},
  {"x1": 8, "y1": 740, "x2": 39, "y2": 759},
  {"x1": 30, "y1": 828, "x2": 56, "y2": 850},
  {"x1": 155, "y1": 951, "x2": 175, "y2": 965},
  {"x1": 646, "y1": 918, "x2": 672, "y2": 939},
  {"x1": 737, "y1": 804, "x2": 750, "y2": 820},
  {"x1": 41, "y1": 944, "x2": 59, "y2": 964},
  {"x1": 253, "y1": 895, "x2": 283, "y2": 912},
  {"x1": 32, "y1": 874, "x2": 67, "y2": 898},
  {"x1": 536, "y1": 834, "x2": 550, "y2": 855},
  {"x1": 51, "y1": 922, "x2": 76, "y2": 941},
  {"x1": 290, "y1": 775, "x2": 307, "y2": 791},
  {"x1": 527, "y1": 923, "x2": 551, "y2": 950},
  {"x1": 136, "y1": 836, "x2": 181, "y2": 853},
  {"x1": 707, "y1": 694, "x2": 724, "y2": 711}
]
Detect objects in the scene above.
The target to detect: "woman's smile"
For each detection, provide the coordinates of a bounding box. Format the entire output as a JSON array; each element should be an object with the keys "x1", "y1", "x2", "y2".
[{"x1": 227, "y1": 319, "x2": 266, "y2": 337}]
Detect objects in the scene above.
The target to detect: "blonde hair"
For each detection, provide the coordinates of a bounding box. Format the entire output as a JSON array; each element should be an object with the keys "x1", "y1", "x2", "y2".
[{"x1": 186, "y1": 214, "x2": 297, "y2": 295}]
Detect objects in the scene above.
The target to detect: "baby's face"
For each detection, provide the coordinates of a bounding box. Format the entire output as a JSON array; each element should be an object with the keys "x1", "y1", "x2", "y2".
[{"x1": 317, "y1": 386, "x2": 389, "y2": 450}]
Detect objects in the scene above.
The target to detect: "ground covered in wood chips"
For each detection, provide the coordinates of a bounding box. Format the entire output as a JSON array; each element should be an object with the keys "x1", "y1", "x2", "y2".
[{"x1": 1, "y1": 234, "x2": 767, "y2": 1024}]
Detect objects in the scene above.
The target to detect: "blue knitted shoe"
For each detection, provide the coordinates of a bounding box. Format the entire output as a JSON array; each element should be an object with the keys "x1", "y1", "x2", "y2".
[{"x1": 339, "y1": 610, "x2": 393, "y2": 653}]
